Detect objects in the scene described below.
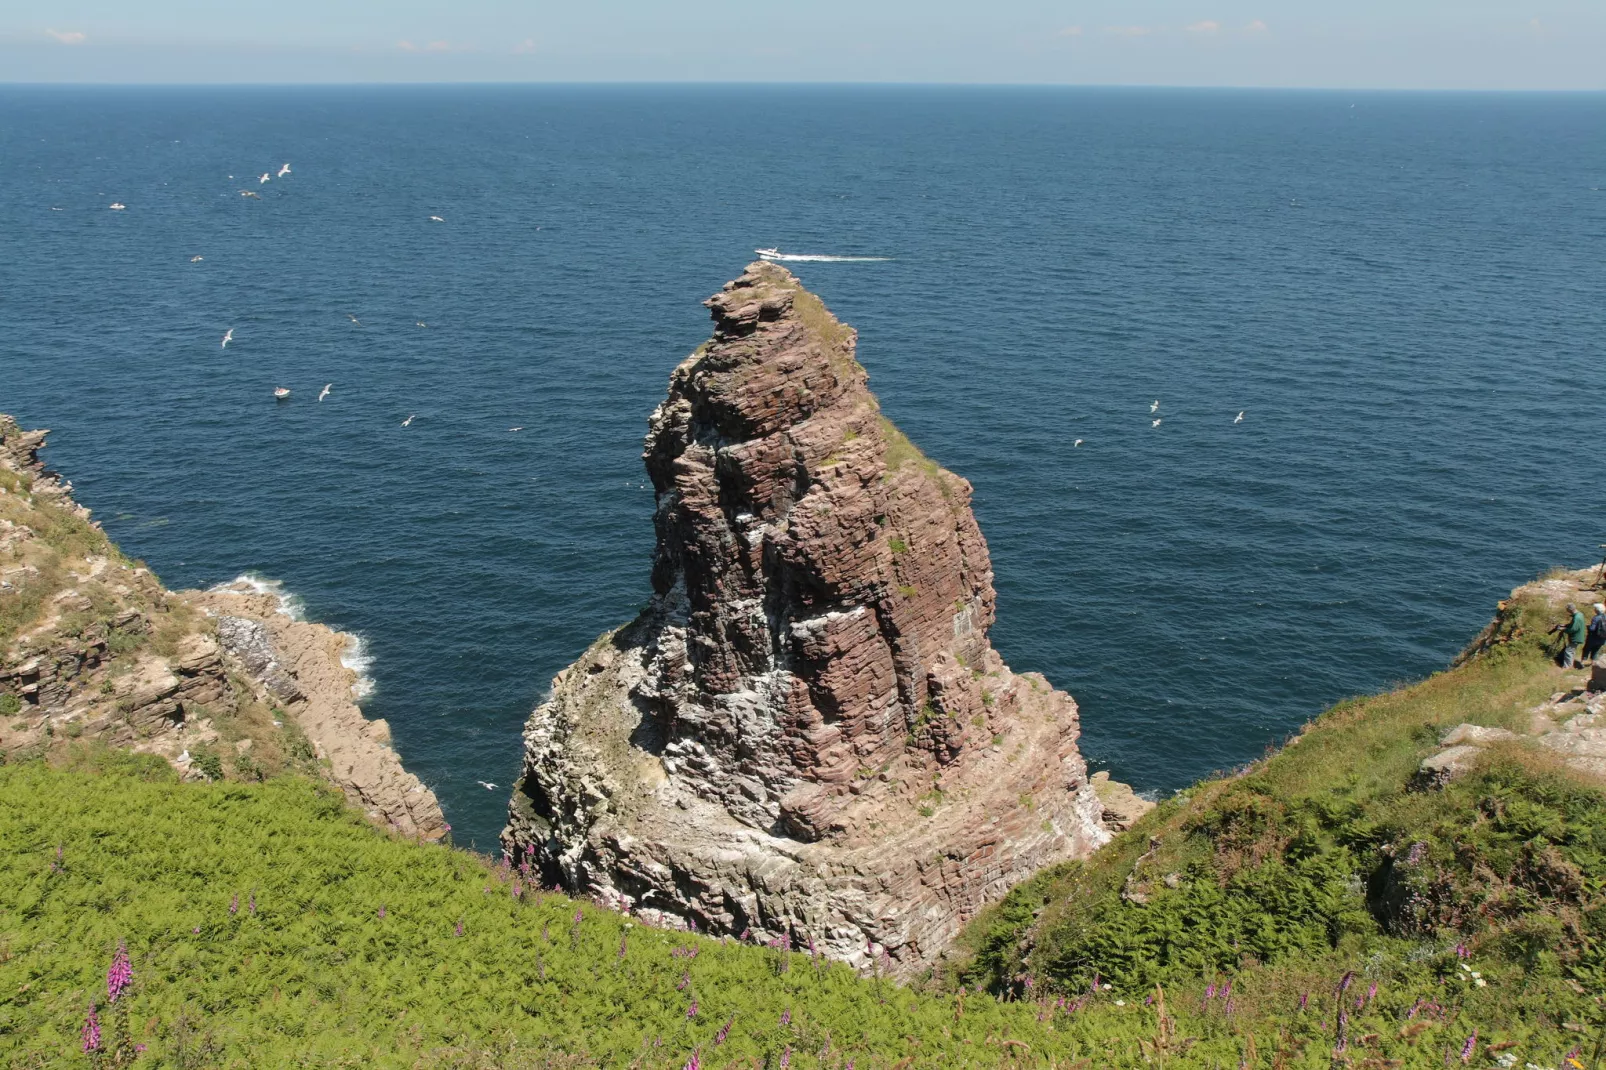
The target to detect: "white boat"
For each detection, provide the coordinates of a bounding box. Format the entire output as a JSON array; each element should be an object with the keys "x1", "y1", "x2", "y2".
[
  {"x1": 273, "y1": 387, "x2": 291, "y2": 400},
  {"x1": 755, "y1": 247, "x2": 781, "y2": 260}
]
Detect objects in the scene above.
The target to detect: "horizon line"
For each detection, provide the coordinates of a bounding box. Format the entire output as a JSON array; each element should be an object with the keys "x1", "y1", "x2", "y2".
[{"x1": 3, "y1": 80, "x2": 1605, "y2": 93}]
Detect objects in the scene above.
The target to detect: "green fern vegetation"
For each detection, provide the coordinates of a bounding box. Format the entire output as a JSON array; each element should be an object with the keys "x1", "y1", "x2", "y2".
[
  {"x1": 947, "y1": 588, "x2": 1606, "y2": 1068},
  {"x1": 0, "y1": 746, "x2": 1217, "y2": 1069}
]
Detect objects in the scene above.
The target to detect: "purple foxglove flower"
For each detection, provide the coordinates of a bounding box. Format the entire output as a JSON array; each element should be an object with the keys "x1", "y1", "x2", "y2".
[
  {"x1": 1224, "y1": 999, "x2": 1235, "y2": 1016},
  {"x1": 249, "y1": 892, "x2": 256, "y2": 915},
  {"x1": 454, "y1": 920, "x2": 464, "y2": 937},
  {"x1": 714, "y1": 1017, "x2": 732, "y2": 1046},
  {"x1": 1205, "y1": 983, "x2": 1216, "y2": 1000},
  {"x1": 685, "y1": 999, "x2": 698, "y2": 1019},
  {"x1": 107, "y1": 942, "x2": 132, "y2": 1003},
  {"x1": 677, "y1": 972, "x2": 689, "y2": 991},
  {"x1": 618, "y1": 933, "x2": 628, "y2": 959},
  {"x1": 779, "y1": 1009, "x2": 790, "y2": 1026},
  {"x1": 779, "y1": 1046, "x2": 790, "y2": 1068},
  {"x1": 82, "y1": 1005, "x2": 101, "y2": 1052},
  {"x1": 1337, "y1": 971, "x2": 1354, "y2": 995},
  {"x1": 1460, "y1": 1030, "x2": 1476, "y2": 1063},
  {"x1": 229, "y1": 893, "x2": 239, "y2": 916},
  {"x1": 682, "y1": 1053, "x2": 700, "y2": 1070},
  {"x1": 1298, "y1": 991, "x2": 1308, "y2": 1010},
  {"x1": 378, "y1": 904, "x2": 387, "y2": 918}
]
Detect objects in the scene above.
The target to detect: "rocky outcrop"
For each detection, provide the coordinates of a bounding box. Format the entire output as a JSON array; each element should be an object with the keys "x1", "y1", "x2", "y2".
[
  {"x1": 0, "y1": 415, "x2": 444, "y2": 841},
  {"x1": 1415, "y1": 567, "x2": 1606, "y2": 787},
  {"x1": 189, "y1": 585, "x2": 447, "y2": 840},
  {"x1": 503, "y1": 263, "x2": 1146, "y2": 975}
]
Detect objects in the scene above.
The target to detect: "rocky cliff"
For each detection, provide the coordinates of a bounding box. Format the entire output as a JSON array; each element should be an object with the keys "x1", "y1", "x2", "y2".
[
  {"x1": 503, "y1": 262, "x2": 1146, "y2": 974},
  {"x1": 0, "y1": 415, "x2": 445, "y2": 841}
]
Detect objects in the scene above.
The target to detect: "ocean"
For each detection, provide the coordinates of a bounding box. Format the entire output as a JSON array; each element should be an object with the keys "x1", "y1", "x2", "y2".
[{"x1": 3, "y1": 85, "x2": 1603, "y2": 851}]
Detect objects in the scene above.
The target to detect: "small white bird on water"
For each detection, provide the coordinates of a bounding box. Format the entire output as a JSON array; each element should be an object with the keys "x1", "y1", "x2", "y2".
[
  {"x1": 1150, "y1": 400, "x2": 1160, "y2": 413},
  {"x1": 109, "y1": 203, "x2": 126, "y2": 210},
  {"x1": 401, "y1": 414, "x2": 416, "y2": 427},
  {"x1": 277, "y1": 163, "x2": 291, "y2": 177},
  {"x1": 1073, "y1": 439, "x2": 1083, "y2": 447},
  {"x1": 347, "y1": 313, "x2": 361, "y2": 325},
  {"x1": 239, "y1": 190, "x2": 260, "y2": 199},
  {"x1": 508, "y1": 426, "x2": 524, "y2": 432},
  {"x1": 221, "y1": 328, "x2": 234, "y2": 349},
  {"x1": 318, "y1": 384, "x2": 332, "y2": 402},
  {"x1": 1152, "y1": 418, "x2": 1162, "y2": 428},
  {"x1": 190, "y1": 255, "x2": 204, "y2": 262},
  {"x1": 259, "y1": 173, "x2": 270, "y2": 185},
  {"x1": 1234, "y1": 411, "x2": 1244, "y2": 424},
  {"x1": 429, "y1": 215, "x2": 444, "y2": 222},
  {"x1": 416, "y1": 321, "x2": 427, "y2": 328},
  {"x1": 477, "y1": 781, "x2": 497, "y2": 791}
]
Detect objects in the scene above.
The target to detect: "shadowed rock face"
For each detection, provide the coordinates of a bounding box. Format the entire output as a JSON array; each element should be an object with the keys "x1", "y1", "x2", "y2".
[{"x1": 503, "y1": 263, "x2": 1143, "y2": 974}]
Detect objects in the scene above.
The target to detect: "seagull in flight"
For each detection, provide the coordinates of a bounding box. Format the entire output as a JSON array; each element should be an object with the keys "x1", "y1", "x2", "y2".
[
  {"x1": 1234, "y1": 411, "x2": 1244, "y2": 424},
  {"x1": 347, "y1": 313, "x2": 361, "y2": 325},
  {"x1": 401, "y1": 414, "x2": 416, "y2": 427},
  {"x1": 277, "y1": 163, "x2": 291, "y2": 177},
  {"x1": 1152, "y1": 418, "x2": 1162, "y2": 428},
  {"x1": 221, "y1": 328, "x2": 234, "y2": 349},
  {"x1": 477, "y1": 780, "x2": 498, "y2": 791},
  {"x1": 508, "y1": 426, "x2": 524, "y2": 432},
  {"x1": 1150, "y1": 400, "x2": 1160, "y2": 413},
  {"x1": 416, "y1": 321, "x2": 428, "y2": 328},
  {"x1": 429, "y1": 215, "x2": 445, "y2": 222},
  {"x1": 318, "y1": 384, "x2": 332, "y2": 402},
  {"x1": 259, "y1": 172, "x2": 271, "y2": 185},
  {"x1": 190, "y1": 256, "x2": 204, "y2": 262},
  {"x1": 1073, "y1": 439, "x2": 1083, "y2": 447}
]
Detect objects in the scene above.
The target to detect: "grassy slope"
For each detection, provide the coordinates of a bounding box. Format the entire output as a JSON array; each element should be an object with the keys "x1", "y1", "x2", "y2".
[
  {"x1": 948, "y1": 588, "x2": 1606, "y2": 1067},
  {"x1": 2, "y1": 747, "x2": 1183, "y2": 1070}
]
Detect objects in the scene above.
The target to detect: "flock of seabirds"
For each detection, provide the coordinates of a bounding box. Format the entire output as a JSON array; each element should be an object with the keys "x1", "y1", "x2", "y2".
[{"x1": 106, "y1": 165, "x2": 1248, "y2": 437}]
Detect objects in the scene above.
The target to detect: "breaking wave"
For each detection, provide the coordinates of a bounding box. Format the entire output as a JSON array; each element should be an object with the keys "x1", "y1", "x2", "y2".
[
  {"x1": 211, "y1": 571, "x2": 306, "y2": 621},
  {"x1": 340, "y1": 633, "x2": 377, "y2": 702}
]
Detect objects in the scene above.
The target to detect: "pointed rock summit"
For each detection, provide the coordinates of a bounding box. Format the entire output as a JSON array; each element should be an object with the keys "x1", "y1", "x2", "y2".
[{"x1": 503, "y1": 262, "x2": 1143, "y2": 973}]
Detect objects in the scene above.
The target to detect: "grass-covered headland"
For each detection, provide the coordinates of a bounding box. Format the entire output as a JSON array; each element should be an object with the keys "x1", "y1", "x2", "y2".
[
  {"x1": 950, "y1": 579, "x2": 1606, "y2": 1068},
  {"x1": 3, "y1": 578, "x2": 1604, "y2": 1067}
]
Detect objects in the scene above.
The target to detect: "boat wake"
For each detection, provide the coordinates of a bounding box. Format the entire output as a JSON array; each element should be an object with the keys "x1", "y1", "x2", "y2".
[{"x1": 756, "y1": 247, "x2": 891, "y2": 263}]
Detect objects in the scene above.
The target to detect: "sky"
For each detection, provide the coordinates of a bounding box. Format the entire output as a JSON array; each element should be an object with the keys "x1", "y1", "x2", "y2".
[{"x1": 1, "y1": 1, "x2": 1603, "y2": 88}]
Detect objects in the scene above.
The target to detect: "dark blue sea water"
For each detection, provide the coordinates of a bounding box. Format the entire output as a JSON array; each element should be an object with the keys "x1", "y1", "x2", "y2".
[{"x1": 4, "y1": 86, "x2": 1604, "y2": 850}]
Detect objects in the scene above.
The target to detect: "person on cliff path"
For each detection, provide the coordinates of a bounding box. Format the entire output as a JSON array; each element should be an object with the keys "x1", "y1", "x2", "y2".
[
  {"x1": 1553, "y1": 603, "x2": 1588, "y2": 668},
  {"x1": 1583, "y1": 602, "x2": 1606, "y2": 665}
]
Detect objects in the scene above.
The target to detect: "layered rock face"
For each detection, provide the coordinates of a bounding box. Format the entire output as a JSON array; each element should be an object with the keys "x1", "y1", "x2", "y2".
[
  {"x1": 0, "y1": 415, "x2": 445, "y2": 841},
  {"x1": 504, "y1": 263, "x2": 1144, "y2": 974}
]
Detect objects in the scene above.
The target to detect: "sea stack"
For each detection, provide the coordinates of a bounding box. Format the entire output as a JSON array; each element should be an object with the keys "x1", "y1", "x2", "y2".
[{"x1": 503, "y1": 262, "x2": 1142, "y2": 974}]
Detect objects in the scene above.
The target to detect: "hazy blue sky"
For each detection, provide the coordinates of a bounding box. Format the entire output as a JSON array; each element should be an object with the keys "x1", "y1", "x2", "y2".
[{"x1": 3, "y1": 1, "x2": 1603, "y2": 88}]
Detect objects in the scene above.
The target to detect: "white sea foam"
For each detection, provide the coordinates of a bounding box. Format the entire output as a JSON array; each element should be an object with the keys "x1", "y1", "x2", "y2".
[
  {"x1": 758, "y1": 252, "x2": 892, "y2": 262},
  {"x1": 340, "y1": 633, "x2": 377, "y2": 702},
  {"x1": 210, "y1": 572, "x2": 376, "y2": 702},
  {"x1": 210, "y1": 571, "x2": 306, "y2": 621}
]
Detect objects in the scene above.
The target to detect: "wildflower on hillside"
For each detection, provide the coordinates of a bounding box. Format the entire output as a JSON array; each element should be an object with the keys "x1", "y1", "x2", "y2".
[
  {"x1": 1337, "y1": 971, "x2": 1355, "y2": 996},
  {"x1": 249, "y1": 892, "x2": 257, "y2": 915},
  {"x1": 1364, "y1": 981, "x2": 1377, "y2": 1007},
  {"x1": 779, "y1": 1046, "x2": 791, "y2": 1068},
  {"x1": 1333, "y1": 1010, "x2": 1349, "y2": 1055},
  {"x1": 106, "y1": 942, "x2": 132, "y2": 1003},
  {"x1": 1460, "y1": 1030, "x2": 1477, "y2": 1063},
  {"x1": 714, "y1": 1017, "x2": 732, "y2": 1046},
  {"x1": 779, "y1": 1009, "x2": 790, "y2": 1026},
  {"x1": 739, "y1": 927, "x2": 750, "y2": 941},
  {"x1": 1205, "y1": 983, "x2": 1216, "y2": 1000},
  {"x1": 685, "y1": 999, "x2": 698, "y2": 1019},
  {"x1": 618, "y1": 932, "x2": 628, "y2": 960},
  {"x1": 81, "y1": 1004, "x2": 101, "y2": 1053},
  {"x1": 378, "y1": 904, "x2": 387, "y2": 918},
  {"x1": 682, "y1": 1052, "x2": 700, "y2": 1070},
  {"x1": 1223, "y1": 998, "x2": 1234, "y2": 1016},
  {"x1": 455, "y1": 919, "x2": 465, "y2": 937},
  {"x1": 677, "y1": 972, "x2": 690, "y2": 991},
  {"x1": 512, "y1": 881, "x2": 523, "y2": 899},
  {"x1": 542, "y1": 922, "x2": 550, "y2": 942},
  {"x1": 51, "y1": 844, "x2": 64, "y2": 874},
  {"x1": 1298, "y1": 991, "x2": 1309, "y2": 1010},
  {"x1": 192, "y1": 926, "x2": 200, "y2": 934},
  {"x1": 229, "y1": 893, "x2": 239, "y2": 916}
]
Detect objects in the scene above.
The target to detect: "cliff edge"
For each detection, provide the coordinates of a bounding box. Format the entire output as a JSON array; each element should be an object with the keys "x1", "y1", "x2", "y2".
[
  {"x1": 503, "y1": 262, "x2": 1146, "y2": 974},
  {"x1": 0, "y1": 415, "x2": 445, "y2": 841}
]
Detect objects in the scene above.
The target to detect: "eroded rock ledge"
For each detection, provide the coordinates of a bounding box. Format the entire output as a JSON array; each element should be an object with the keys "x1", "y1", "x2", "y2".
[
  {"x1": 502, "y1": 263, "x2": 1147, "y2": 975},
  {"x1": 0, "y1": 415, "x2": 445, "y2": 842}
]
